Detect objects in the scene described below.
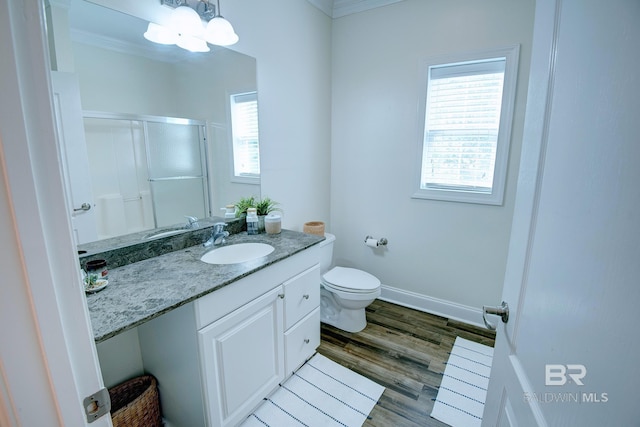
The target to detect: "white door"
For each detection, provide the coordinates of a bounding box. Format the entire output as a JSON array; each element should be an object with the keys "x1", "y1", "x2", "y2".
[
  {"x1": 0, "y1": 0, "x2": 110, "y2": 426},
  {"x1": 482, "y1": 0, "x2": 640, "y2": 425},
  {"x1": 51, "y1": 71, "x2": 99, "y2": 244}
]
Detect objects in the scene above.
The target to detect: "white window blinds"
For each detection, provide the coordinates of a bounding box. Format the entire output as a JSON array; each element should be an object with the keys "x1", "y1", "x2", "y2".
[
  {"x1": 414, "y1": 46, "x2": 519, "y2": 206},
  {"x1": 421, "y1": 59, "x2": 505, "y2": 192},
  {"x1": 230, "y1": 92, "x2": 260, "y2": 178}
]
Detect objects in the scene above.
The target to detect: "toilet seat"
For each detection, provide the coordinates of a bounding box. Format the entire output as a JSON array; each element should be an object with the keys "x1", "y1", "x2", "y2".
[{"x1": 322, "y1": 266, "x2": 381, "y2": 293}]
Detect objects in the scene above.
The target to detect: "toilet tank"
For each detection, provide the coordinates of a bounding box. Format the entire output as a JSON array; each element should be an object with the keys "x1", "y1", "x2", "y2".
[{"x1": 319, "y1": 233, "x2": 336, "y2": 273}]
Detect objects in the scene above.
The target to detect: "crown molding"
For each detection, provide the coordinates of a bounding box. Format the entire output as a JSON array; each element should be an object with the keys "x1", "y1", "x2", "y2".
[
  {"x1": 307, "y1": 0, "x2": 406, "y2": 18},
  {"x1": 307, "y1": 0, "x2": 333, "y2": 17},
  {"x1": 70, "y1": 28, "x2": 188, "y2": 63},
  {"x1": 333, "y1": 0, "x2": 406, "y2": 18}
]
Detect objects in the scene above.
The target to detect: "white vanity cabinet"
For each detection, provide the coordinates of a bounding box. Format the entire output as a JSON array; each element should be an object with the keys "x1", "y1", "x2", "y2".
[{"x1": 137, "y1": 245, "x2": 320, "y2": 427}]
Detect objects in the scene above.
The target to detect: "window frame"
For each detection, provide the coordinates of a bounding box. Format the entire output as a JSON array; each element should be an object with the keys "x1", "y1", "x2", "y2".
[
  {"x1": 229, "y1": 91, "x2": 260, "y2": 184},
  {"x1": 413, "y1": 45, "x2": 520, "y2": 205}
]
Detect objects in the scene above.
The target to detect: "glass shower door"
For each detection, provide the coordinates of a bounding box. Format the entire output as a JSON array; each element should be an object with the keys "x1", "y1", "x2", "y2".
[{"x1": 146, "y1": 120, "x2": 209, "y2": 227}]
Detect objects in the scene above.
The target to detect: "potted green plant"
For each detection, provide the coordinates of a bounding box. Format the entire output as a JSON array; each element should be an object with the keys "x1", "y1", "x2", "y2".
[
  {"x1": 235, "y1": 196, "x2": 282, "y2": 233},
  {"x1": 234, "y1": 196, "x2": 258, "y2": 218},
  {"x1": 255, "y1": 197, "x2": 282, "y2": 216},
  {"x1": 234, "y1": 196, "x2": 282, "y2": 232}
]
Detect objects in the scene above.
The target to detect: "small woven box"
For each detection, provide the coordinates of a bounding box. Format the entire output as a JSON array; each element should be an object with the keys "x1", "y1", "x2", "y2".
[{"x1": 303, "y1": 221, "x2": 325, "y2": 236}]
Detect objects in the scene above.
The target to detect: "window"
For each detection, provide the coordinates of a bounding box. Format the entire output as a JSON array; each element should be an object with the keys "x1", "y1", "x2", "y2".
[
  {"x1": 413, "y1": 46, "x2": 519, "y2": 205},
  {"x1": 230, "y1": 92, "x2": 260, "y2": 181}
]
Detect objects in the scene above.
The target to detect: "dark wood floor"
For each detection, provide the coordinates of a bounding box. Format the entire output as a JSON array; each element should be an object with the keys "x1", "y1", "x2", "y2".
[{"x1": 318, "y1": 299, "x2": 495, "y2": 427}]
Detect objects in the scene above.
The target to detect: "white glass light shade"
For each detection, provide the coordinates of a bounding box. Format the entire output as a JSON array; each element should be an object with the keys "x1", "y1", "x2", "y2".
[
  {"x1": 169, "y1": 6, "x2": 205, "y2": 38},
  {"x1": 205, "y1": 16, "x2": 239, "y2": 46},
  {"x1": 176, "y1": 34, "x2": 210, "y2": 52},
  {"x1": 143, "y1": 22, "x2": 178, "y2": 45}
]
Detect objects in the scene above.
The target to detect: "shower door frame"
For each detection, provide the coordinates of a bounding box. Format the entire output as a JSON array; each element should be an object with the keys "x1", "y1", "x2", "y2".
[{"x1": 83, "y1": 111, "x2": 211, "y2": 232}]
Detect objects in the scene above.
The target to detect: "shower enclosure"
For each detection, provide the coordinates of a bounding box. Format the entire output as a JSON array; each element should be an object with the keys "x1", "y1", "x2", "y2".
[{"x1": 83, "y1": 112, "x2": 209, "y2": 240}]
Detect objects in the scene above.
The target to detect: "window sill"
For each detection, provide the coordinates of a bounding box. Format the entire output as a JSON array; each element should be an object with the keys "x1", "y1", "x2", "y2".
[
  {"x1": 412, "y1": 188, "x2": 504, "y2": 206},
  {"x1": 231, "y1": 176, "x2": 260, "y2": 185}
]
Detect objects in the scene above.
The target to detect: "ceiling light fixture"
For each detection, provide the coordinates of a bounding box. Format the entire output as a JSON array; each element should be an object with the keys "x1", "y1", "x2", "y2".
[
  {"x1": 143, "y1": 0, "x2": 238, "y2": 53},
  {"x1": 205, "y1": 0, "x2": 239, "y2": 46}
]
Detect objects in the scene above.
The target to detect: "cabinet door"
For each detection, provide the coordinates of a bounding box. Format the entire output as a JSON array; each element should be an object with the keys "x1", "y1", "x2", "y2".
[{"x1": 198, "y1": 286, "x2": 284, "y2": 427}]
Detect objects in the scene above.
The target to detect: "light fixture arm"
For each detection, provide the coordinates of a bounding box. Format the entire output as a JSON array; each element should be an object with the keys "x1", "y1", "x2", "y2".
[
  {"x1": 197, "y1": 1, "x2": 216, "y2": 20},
  {"x1": 161, "y1": 0, "x2": 217, "y2": 21}
]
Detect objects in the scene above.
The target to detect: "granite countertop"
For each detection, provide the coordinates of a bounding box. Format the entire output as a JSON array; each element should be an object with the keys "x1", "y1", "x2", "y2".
[
  {"x1": 86, "y1": 229, "x2": 324, "y2": 342},
  {"x1": 78, "y1": 217, "x2": 245, "y2": 268}
]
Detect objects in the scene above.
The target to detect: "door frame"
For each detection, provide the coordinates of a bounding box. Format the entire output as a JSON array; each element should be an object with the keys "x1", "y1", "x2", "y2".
[{"x1": 0, "y1": 0, "x2": 110, "y2": 425}]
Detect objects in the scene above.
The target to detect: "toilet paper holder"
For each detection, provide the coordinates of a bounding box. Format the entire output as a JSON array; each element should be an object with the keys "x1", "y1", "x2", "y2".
[{"x1": 364, "y1": 235, "x2": 388, "y2": 247}]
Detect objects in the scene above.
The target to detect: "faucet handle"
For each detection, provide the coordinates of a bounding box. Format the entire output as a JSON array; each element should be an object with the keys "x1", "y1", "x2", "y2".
[
  {"x1": 213, "y1": 222, "x2": 227, "y2": 232},
  {"x1": 185, "y1": 216, "x2": 199, "y2": 228}
]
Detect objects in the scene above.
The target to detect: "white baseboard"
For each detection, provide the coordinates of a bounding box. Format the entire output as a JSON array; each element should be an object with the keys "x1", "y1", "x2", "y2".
[{"x1": 378, "y1": 285, "x2": 486, "y2": 329}]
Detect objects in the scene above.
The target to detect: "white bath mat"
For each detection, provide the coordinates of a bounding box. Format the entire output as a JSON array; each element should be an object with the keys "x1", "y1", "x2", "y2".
[
  {"x1": 431, "y1": 336, "x2": 494, "y2": 427},
  {"x1": 241, "y1": 353, "x2": 384, "y2": 427}
]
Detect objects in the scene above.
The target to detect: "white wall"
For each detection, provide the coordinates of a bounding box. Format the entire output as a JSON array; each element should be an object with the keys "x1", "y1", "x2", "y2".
[
  {"x1": 73, "y1": 43, "x2": 179, "y2": 116},
  {"x1": 226, "y1": 0, "x2": 333, "y2": 230},
  {"x1": 330, "y1": 0, "x2": 535, "y2": 319}
]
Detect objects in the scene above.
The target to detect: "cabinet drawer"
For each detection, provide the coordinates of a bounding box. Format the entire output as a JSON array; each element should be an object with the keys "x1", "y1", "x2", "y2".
[
  {"x1": 284, "y1": 307, "x2": 320, "y2": 375},
  {"x1": 284, "y1": 264, "x2": 320, "y2": 329}
]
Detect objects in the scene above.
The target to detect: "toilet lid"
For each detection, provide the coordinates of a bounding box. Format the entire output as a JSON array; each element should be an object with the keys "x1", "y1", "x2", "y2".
[{"x1": 322, "y1": 267, "x2": 381, "y2": 292}]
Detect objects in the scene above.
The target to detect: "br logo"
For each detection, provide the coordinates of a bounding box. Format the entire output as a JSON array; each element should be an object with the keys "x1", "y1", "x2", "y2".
[{"x1": 545, "y1": 364, "x2": 586, "y2": 386}]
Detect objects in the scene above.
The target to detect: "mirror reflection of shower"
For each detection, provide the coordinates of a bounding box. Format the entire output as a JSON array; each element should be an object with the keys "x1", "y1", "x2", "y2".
[
  {"x1": 83, "y1": 113, "x2": 209, "y2": 240},
  {"x1": 61, "y1": 0, "x2": 260, "y2": 244}
]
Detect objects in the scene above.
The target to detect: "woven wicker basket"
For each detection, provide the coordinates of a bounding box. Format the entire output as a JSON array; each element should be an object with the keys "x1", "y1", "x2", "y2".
[{"x1": 109, "y1": 375, "x2": 162, "y2": 427}]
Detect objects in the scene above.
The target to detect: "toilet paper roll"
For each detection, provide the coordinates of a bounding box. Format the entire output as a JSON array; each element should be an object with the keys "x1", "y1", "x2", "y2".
[{"x1": 365, "y1": 238, "x2": 379, "y2": 248}]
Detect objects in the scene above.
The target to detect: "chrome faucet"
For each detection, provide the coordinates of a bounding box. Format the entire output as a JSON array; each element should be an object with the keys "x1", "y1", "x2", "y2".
[
  {"x1": 203, "y1": 222, "x2": 229, "y2": 247},
  {"x1": 185, "y1": 216, "x2": 199, "y2": 229}
]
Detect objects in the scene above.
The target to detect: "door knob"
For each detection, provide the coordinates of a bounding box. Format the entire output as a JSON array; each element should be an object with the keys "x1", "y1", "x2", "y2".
[
  {"x1": 74, "y1": 202, "x2": 92, "y2": 212},
  {"x1": 482, "y1": 301, "x2": 509, "y2": 330}
]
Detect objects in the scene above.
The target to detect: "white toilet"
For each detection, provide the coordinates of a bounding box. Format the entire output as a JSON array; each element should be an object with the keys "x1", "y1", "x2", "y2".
[{"x1": 319, "y1": 233, "x2": 381, "y2": 333}]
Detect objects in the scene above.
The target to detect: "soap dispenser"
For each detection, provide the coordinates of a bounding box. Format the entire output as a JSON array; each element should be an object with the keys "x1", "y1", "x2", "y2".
[
  {"x1": 220, "y1": 204, "x2": 236, "y2": 219},
  {"x1": 246, "y1": 208, "x2": 259, "y2": 235}
]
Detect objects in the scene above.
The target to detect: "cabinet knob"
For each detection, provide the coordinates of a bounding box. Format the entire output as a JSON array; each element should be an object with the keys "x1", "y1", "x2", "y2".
[
  {"x1": 303, "y1": 294, "x2": 310, "y2": 300},
  {"x1": 278, "y1": 293, "x2": 284, "y2": 299},
  {"x1": 304, "y1": 338, "x2": 310, "y2": 344}
]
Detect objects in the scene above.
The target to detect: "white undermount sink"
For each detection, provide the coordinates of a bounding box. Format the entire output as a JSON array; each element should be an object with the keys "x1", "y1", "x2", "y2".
[{"x1": 200, "y1": 243, "x2": 275, "y2": 265}]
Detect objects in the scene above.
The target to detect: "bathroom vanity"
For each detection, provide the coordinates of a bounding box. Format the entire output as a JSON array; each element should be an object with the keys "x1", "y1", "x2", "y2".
[{"x1": 83, "y1": 226, "x2": 323, "y2": 427}]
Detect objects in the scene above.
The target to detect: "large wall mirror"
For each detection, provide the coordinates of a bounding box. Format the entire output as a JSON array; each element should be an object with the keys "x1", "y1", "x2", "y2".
[{"x1": 50, "y1": 0, "x2": 260, "y2": 245}]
